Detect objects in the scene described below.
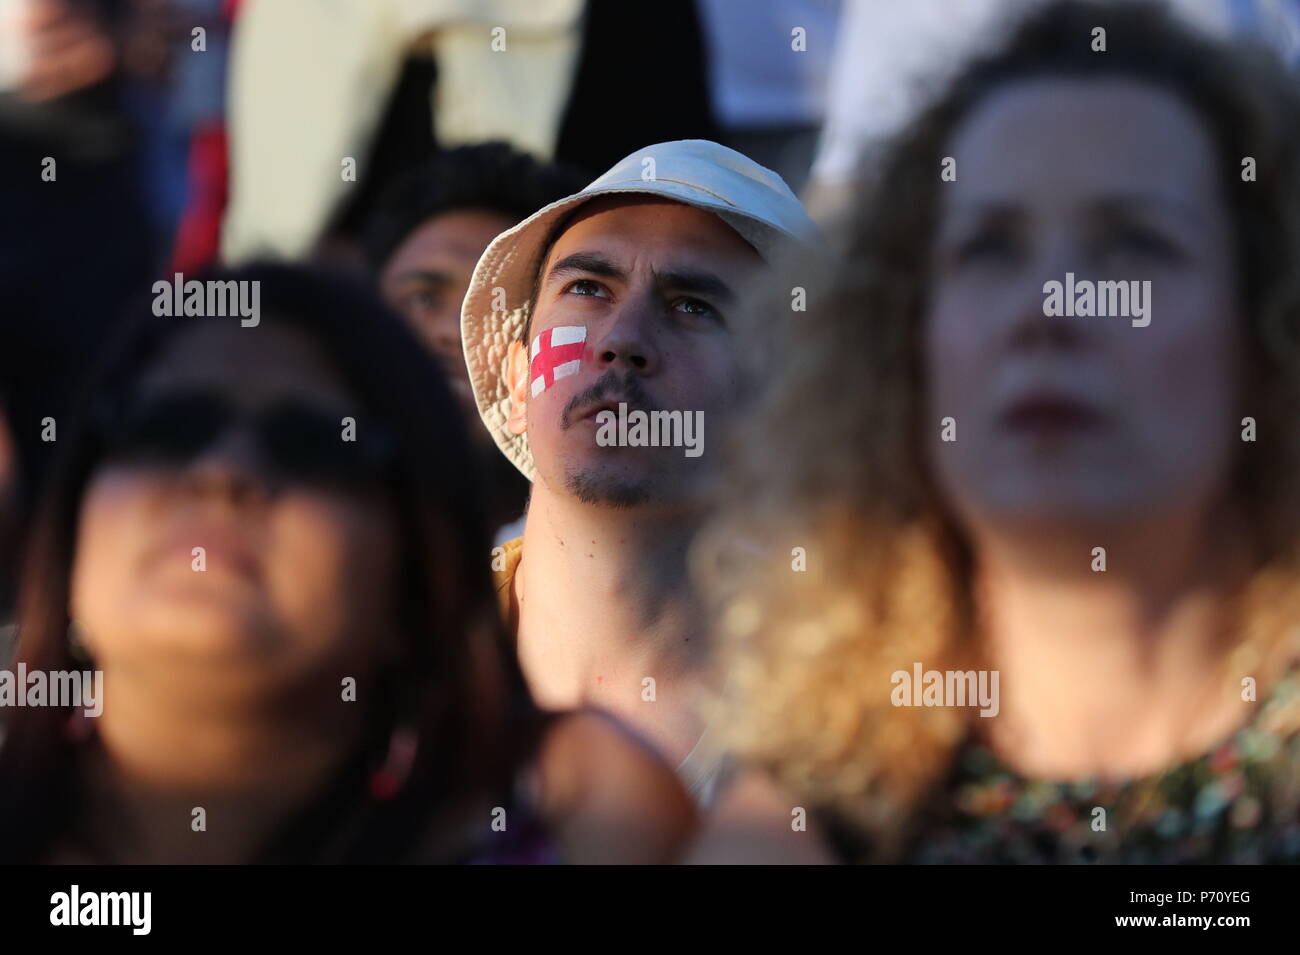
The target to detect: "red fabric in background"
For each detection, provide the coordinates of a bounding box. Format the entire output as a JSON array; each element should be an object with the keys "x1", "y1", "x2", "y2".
[
  {"x1": 167, "y1": 120, "x2": 228, "y2": 273},
  {"x1": 167, "y1": 0, "x2": 243, "y2": 272}
]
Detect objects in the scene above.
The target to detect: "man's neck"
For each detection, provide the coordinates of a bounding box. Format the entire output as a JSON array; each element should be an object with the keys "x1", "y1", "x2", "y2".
[{"x1": 514, "y1": 487, "x2": 711, "y2": 763}]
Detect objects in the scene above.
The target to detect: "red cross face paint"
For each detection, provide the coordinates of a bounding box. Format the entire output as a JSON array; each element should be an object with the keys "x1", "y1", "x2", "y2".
[{"x1": 530, "y1": 325, "x2": 587, "y2": 398}]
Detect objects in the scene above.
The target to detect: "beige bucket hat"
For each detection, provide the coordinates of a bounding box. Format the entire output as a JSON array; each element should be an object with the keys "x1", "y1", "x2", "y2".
[{"x1": 460, "y1": 139, "x2": 818, "y2": 480}]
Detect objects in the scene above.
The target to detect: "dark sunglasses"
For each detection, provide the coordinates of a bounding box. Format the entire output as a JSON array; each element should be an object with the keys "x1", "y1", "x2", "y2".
[{"x1": 90, "y1": 390, "x2": 399, "y2": 489}]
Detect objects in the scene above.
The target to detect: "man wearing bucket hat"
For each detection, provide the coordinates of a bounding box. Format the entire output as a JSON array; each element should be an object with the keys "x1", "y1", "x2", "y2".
[{"x1": 462, "y1": 139, "x2": 817, "y2": 805}]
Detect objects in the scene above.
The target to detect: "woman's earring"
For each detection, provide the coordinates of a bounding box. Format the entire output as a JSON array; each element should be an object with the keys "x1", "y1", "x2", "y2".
[{"x1": 368, "y1": 725, "x2": 419, "y2": 802}]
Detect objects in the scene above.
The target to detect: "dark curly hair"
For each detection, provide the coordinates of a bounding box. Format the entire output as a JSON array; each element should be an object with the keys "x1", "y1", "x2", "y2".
[{"x1": 362, "y1": 141, "x2": 590, "y2": 271}]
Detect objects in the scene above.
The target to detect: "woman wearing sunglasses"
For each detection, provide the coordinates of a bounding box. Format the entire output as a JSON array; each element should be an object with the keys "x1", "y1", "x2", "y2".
[{"x1": 0, "y1": 263, "x2": 694, "y2": 863}]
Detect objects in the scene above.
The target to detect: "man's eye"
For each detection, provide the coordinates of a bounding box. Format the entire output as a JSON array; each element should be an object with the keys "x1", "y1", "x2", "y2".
[
  {"x1": 564, "y1": 279, "x2": 608, "y2": 298},
  {"x1": 405, "y1": 290, "x2": 442, "y2": 312},
  {"x1": 673, "y1": 297, "x2": 715, "y2": 317}
]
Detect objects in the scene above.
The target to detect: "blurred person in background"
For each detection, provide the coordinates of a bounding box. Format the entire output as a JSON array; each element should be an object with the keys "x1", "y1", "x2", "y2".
[
  {"x1": 689, "y1": 1, "x2": 1300, "y2": 863},
  {"x1": 0, "y1": 0, "x2": 230, "y2": 523},
  {"x1": 220, "y1": 0, "x2": 720, "y2": 267},
  {"x1": 461, "y1": 140, "x2": 818, "y2": 807},
  {"x1": 0, "y1": 0, "x2": 164, "y2": 509},
  {"x1": 0, "y1": 264, "x2": 694, "y2": 863},
  {"x1": 364, "y1": 142, "x2": 589, "y2": 541}
]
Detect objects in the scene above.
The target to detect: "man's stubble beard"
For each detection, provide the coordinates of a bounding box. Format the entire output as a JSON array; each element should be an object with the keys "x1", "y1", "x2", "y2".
[
  {"x1": 562, "y1": 447, "x2": 683, "y2": 509},
  {"x1": 564, "y1": 466, "x2": 655, "y2": 509},
  {"x1": 559, "y1": 444, "x2": 705, "y2": 511},
  {"x1": 553, "y1": 368, "x2": 669, "y2": 509}
]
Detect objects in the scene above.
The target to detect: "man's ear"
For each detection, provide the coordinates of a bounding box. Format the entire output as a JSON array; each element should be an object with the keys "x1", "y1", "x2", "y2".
[{"x1": 505, "y1": 339, "x2": 530, "y2": 436}]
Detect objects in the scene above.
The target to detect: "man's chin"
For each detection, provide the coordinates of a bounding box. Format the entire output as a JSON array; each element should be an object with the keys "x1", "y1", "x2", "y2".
[{"x1": 563, "y1": 467, "x2": 657, "y2": 509}]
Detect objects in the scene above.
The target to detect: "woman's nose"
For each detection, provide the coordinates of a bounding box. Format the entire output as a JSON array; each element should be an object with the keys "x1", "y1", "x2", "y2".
[
  {"x1": 1005, "y1": 241, "x2": 1095, "y2": 352},
  {"x1": 180, "y1": 427, "x2": 274, "y2": 503}
]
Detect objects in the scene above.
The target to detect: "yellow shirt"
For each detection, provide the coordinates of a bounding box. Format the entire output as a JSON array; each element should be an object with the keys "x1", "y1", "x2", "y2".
[{"x1": 492, "y1": 536, "x2": 525, "y2": 640}]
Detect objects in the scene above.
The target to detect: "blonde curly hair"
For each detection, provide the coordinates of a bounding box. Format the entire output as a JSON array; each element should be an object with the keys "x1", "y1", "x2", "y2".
[{"x1": 693, "y1": 0, "x2": 1300, "y2": 861}]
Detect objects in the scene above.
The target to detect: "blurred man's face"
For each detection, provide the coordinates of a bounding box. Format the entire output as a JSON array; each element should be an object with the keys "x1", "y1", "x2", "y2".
[
  {"x1": 507, "y1": 196, "x2": 760, "y2": 509},
  {"x1": 380, "y1": 208, "x2": 515, "y2": 426},
  {"x1": 924, "y1": 78, "x2": 1243, "y2": 538}
]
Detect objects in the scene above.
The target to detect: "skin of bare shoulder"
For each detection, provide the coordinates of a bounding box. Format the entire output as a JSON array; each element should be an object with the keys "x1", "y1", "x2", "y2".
[
  {"x1": 685, "y1": 768, "x2": 836, "y2": 865},
  {"x1": 533, "y1": 709, "x2": 698, "y2": 864}
]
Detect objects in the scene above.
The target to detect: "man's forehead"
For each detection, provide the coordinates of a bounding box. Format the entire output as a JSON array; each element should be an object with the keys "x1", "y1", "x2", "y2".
[
  {"x1": 391, "y1": 209, "x2": 515, "y2": 265},
  {"x1": 543, "y1": 195, "x2": 759, "y2": 270}
]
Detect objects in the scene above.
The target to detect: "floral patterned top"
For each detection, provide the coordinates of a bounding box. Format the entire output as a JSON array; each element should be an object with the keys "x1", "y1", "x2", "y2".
[{"x1": 904, "y1": 668, "x2": 1300, "y2": 864}]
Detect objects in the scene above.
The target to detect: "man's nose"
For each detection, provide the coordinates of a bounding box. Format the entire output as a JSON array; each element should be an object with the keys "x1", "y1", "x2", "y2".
[
  {"x1": 428, "y1": 307, "x2": 465, "y2": 365},
  {"x1": 593, "y1": 295, "x2": 661, "y2": 374}
]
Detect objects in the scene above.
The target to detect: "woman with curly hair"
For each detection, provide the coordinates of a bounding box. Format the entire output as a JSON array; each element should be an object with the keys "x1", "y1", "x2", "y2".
[{"x1": 689, "y1": 0, "x2": 1300, "y2": 863}]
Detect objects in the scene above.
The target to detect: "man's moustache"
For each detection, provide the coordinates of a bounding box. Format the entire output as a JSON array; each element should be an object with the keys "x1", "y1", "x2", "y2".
[{"x1": 561, "y1": 373, "x2": 656, "y2": 429}]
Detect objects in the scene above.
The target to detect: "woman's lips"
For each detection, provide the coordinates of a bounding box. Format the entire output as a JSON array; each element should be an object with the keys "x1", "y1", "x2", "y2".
[
  {"x1": 145, "y1": 522, "x2": 262, "y2": 581},
  {"x1": 998, "y1": 393, "x2": 1107, "y2": 433}
]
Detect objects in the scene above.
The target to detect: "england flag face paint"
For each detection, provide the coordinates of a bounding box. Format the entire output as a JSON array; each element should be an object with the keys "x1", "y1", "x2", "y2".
[{"x1": 530, "y1": 325, "x2": 587, "y2": 397}]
